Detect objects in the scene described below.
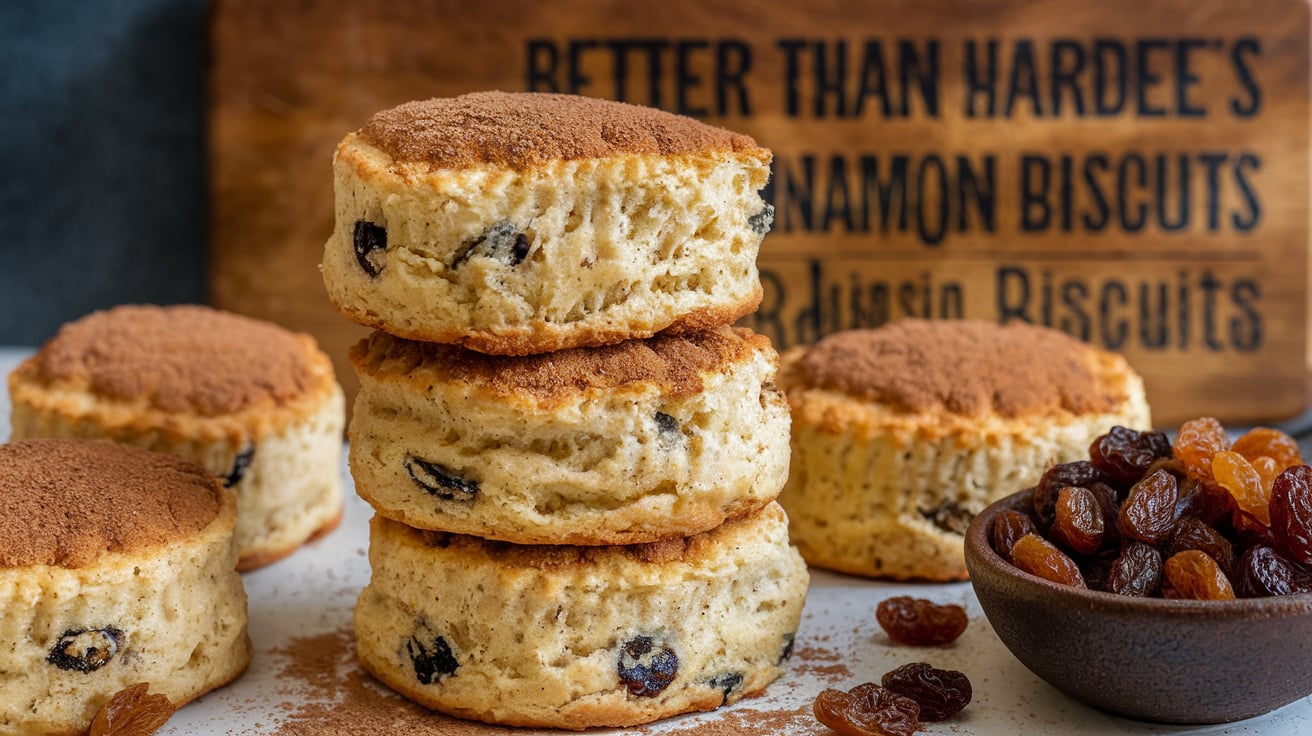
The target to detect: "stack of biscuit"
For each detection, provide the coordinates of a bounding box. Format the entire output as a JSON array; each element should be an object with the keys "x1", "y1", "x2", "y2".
[{"x1": 321, "y1": 92, "x2": 809, "y2": 729}]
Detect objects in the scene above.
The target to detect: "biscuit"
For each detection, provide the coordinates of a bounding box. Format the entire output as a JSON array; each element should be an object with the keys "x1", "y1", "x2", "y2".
[
  {"x1": 8, "y1": 304, "x2": 345, "y2": 570},
  {"x1": 353, "y1": 502, "x2": 808, "y2": 729},
  {"x1": 0, "y1": 439, "x2": 250, "y2": 735},
  {"x1": 348, "y1": 325, "x2": 790, "y2": 545},
  {"x1": 321, "y1": 92, "x2": 773, "y2": 355},
  {"x1": 777, "y1": 319, "x2": 1152, "y2": 581}
]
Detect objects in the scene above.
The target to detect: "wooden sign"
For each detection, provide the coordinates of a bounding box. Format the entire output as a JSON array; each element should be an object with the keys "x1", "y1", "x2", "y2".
[{"x1": 210, "y1": 0, "x2": 1309, "y2": 425}]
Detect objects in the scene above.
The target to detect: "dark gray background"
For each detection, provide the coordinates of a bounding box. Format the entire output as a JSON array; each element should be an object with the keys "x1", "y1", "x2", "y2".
[{"x1": 0, "y1": 0, "x2": 209, "y2": 345}]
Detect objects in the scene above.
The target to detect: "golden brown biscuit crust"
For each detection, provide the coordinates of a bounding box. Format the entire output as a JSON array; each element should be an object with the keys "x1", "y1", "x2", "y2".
[
  {"x1": 0, "y1": 439, "x2": 222, "y2": 568},
  {"x1": 350, "y1": 325, "x2": 773, "y2": 408},
  {"x1": 359, "y1": 91, "x2": 768, "y2": 170},
  {"x1": 799, "y1": 319, "x2": 1122, "y2": 418}
]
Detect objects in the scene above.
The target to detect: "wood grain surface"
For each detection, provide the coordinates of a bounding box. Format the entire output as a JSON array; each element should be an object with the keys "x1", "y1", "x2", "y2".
[{"x1": 209, "y1": 0, "x2": 1309, "y2": 425}]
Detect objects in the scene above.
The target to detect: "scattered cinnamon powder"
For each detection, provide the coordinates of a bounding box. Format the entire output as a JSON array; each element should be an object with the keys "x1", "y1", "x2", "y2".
[
  {"x1": 29, "y1": 304, "x2": 315, "y2": 416},
  {"x1": 0, "y1": 439, "x2": 221, "y2": 568},
  {"x1": 800, "y1": 319, "x2": 1122, "y2": 418},
  {"x1": 352, "y1": 326, "x2": 767, "y2": 408},
  {"x1": 359, "y1": 92, "x2": 766, "y2": 170}
]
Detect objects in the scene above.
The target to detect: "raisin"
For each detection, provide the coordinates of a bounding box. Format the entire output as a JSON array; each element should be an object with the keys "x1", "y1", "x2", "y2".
[
  {"x1": 814, "y1": 683, "x2": 921, "y2": 736},
  {"x1": 1230, "y1": 427, "x2": 1303, "y2": 470},
  {"x1": 1271, "y1": 465, "x2": 1312, "y2": 565},
  {"x1": 407, "y1": 632, "x2": 458, "y2": 685},
  {"x1": 1172, "y1": 416, "x2": 1229, "y2": 488},
  {"x1": 403, "y1": 455, "x2": 479, "y2": 501},
  {"x1": 876, "y1": 596, "x2": 968, "y2": 647},
  {"x1": 353, "y1": 220, "x2": 388, "y2": 277},
  {"x1": 1087, "y1": 481, "x2": 1123, "y2": 547},
  {"x1": 748, "y1": 204, "x2": 775, "y2": 235},
  {"x1": 1234, "y1": 545, "x2": 1312, "y2": 597},
  {"x1": 778, "y1": 633, "x2": 796, "y2": 664},
  {"x1": 1079, "y1": 547, "x2": 1121, "y2": 592},
  {"x1": 48, "y1": 627, "x2": 124, "y2": 672},
  {"x1": 1116, "y1": 468, "x2": 1179, "y2": 545},
  {"x1": 1010, "y1": 534, "x2": 1086, "y2": 587},
  {"x1": 451, "y1": 221, "x2": 530, "y2": 267},
  {"x1": 918, "y1": 499, "x2": 974, "y2": 537},
  {"x1": 1166, "y1": 518, "x2": 1234, "y2": 574},
  {"x1": 1034, "y1": 462, "x2": 1108, "y2": 528},
  {"x1": 880, "y1": 662, "x2": 972, "y2": 721},
  {"x1": 1163, "y1": 550, "x2": 1235, "y2": 600},
  {"x1": 990, "y1": 508, "x2": 1037, "y2": 562},
  {"x1": 618, "y1": 636, "x2": 678, "y2": 697},
  {"x1": 89, "y1": 683, "x2": 175, "y2": 736},
  {"x1": 1106, "y1": 543, "x2": 1163, "y2": 597},
  {"x1": 1174, "y1": 476, "x2": 1235, "y2": 528},
  {"x1": 654, "y1": 411, "x2": 682, "y2": 446},
  {"x1": 1089, "y1": 426, "x2": 1172, "y2": 485},
  {"x1": 1212, "y1": 451, "x2": 1271, "y2": 526},
  {"x1": 708, "y1": 672, "x2": 744, "y2": 706},
  {"x1": 1051, "y1": 486, "x2": 1104, "y2": 555},
  {"x1": 223, "y1": 444, "x2": 255, "y2": 489}
]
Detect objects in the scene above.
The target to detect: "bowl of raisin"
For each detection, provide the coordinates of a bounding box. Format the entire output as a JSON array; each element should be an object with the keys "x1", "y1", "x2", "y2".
[{"x1": 964, "y1": 419, "x2": 1312, "y2": 724}]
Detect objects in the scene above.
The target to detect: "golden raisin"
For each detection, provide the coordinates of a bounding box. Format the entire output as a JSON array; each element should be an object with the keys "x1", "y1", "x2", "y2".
[
  {"x1": 1163, "y1": 550, "x2": 1235, "y2": 600},
  {"x1": 814, "y1": 682, "x2": 921, "y2": 736},
  {"x1": 90, "y1": 683, "x2": 175, "y2": 736},
  {"x1": 1212, "y1": 451, "x2": 1271, "y2": 526},
  {"x1": 1230, "y1": 427, "x2": 1303, "y2": 471},
  {"x1": 1172, "y1": 417, "x2": 1229, "y2": 488},
  {"x1": 1011, "y1": 533, "x2": 1086, "y2": 588}
]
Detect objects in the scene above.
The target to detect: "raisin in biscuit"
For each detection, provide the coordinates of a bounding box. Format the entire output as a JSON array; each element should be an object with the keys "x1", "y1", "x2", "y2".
[
  {"x1": 7, "y1": 304, "x2": 345, "y2": 570},
  {"x1": 0, "y1": 439, "x2": 250, "y2": 735},
  {"x1": 321, "y1": 92, "x2": 773, "y2": 355},
  {"x1": 354, "y1": 502, "x2": 808, "y2": 729},
  {"x1": 777, "y1": 319, "x2": 1152, "y2": 581},
  {"x1": 348, "y1": 325, "x2": 790, "y2": 545}
]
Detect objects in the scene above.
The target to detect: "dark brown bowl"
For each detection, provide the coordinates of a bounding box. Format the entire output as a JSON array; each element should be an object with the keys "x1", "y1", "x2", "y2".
[{"x1": 964, "y1": 488, "x2": 1312, "y2": 724}]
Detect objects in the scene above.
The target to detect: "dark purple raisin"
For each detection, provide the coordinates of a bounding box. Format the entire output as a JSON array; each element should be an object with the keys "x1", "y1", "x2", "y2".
[
  {"x1": 1271, "y1": 465, "x2": 1312, "y2": 565},
  {"x1": 618, "y1": 636, "x2": 678, "y2": 697},
  {"x1": 880, "y1": 661, "x2": 972, "y2": 721},
  {"x1": 748, "y1": 204, "x2": 775, "y2": 234},
  {"x1": 778, "y1": 633, "x2": 796, "y2": 664},
  {"x1": 1107, "y1": 543, "x2": 1163, "y2": 597},
  {"x1": 353, "y1": 220, "x2": 388, "y2": 277},
  {"x1": 404, "y1": 455, "x2": 479, "y2": 501},
  {"x1": 654, "y1": 412, "x2": 681, "y2": 446},
  {"x1": 451, "y1": 222, "x2": 530, "y2": 267},
  {"x1": 1235, "y1": 545, "x2": 1312, "y2": 597},
  {"x1": 991, "y1": 508, "x2": 1037, "y2": 561},
  {"x1": 47, "y1": 627, "x2": 124, "y2": 672},
  {"x1": 1089, "y1": 426, "x2": 1172, "y2": 485},
  {"x1": 1166, "y1": 518, "x2": 1234, "y2": 574},
  {"x1": 223, "y1": 444, "x2": 255, "y2": 489},
  {"x1": 407, "y1": 632, "x2": 458, "y2": 684},
  {"x1": 919, "y1": 499, "x2": 974, "y2": 537},
  {"x1": 1087, "y1": 481, "x2": 1122, "y2": 548},
  {"x1": 707, "y1": 671, "x2": 744, "y2": 706},
  {"x1": 1035, "y1": 462, "x2": 1109, "y2": 528}
]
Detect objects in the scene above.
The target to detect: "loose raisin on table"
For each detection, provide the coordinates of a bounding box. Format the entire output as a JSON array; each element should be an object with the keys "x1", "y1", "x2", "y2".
[
  {"x1": 403, "y1": 455, "x2": 479, "y2": 501},
  {"x1": 353, "y1": 220, "x2": 388, "y2": 277},
  {"x1": 813, "y1": 682, "x2": 921, "y2": 736},
  {"x1": 1117, "y1": 468, "x2": 1179, "y2": 545},
  {"x1": 1010, "y1": 533, "x2": 1086, "y2": 588},
  {"x1": 876, "y1": 596, "x2": 968, "y2": 647},
  {"x1": 1163, "y1": 550, "x2": 1235, "y2": 600},
  {"x1": 880, "y1": 662, "x2": 972, "y2": 721},
  {"x1": 990, "y1": 508, "x2": 1037, "y2": 562},
  {"x1": 407, "y1": 632, "x2": 458, "y2": 685},
  {"x1": 1271, "y1": 465, "x2": 1312, "y2": 566},
  {"x1": 618, "y1": 636, "x2": 678, "y2": 697},
  {"x1": 89, "y1": 683, "x2": 175, "y2": 736},
  {"x1": 1212, "y1": 451, "x2": 1271, "y2": 526},
  {"x1": 1033, "y1": 462, "x2": 1108, "y2": 528},
  {"x1": 48, "y1": 627, "x2": 124, "y2": 672},
  {"x1": 1051, "y1": 486, "x2": 1104, "y2": 555},
  {"x1": 1235, "y1": 545, "x2": 1312, "y2": 598},
  {"x1": 1089, "y1": 426, "x2": 1172, "y2": 485},
  {"x1": 1230, "y1": 427, "x2": 1303, "y2": 470},
  {"x1": 1106, "y1": 543, "x2": 1163, "y2": 597}
]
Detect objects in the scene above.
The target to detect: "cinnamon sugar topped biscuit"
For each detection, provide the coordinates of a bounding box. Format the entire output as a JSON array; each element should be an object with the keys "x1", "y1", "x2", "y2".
[
  {"x1": 360, "y1": 92, "x2": 765, "y2": 170},
  {"x1": 0, "y1": 439, "x2": 221, "y2": 569},
  {"x1": 30, "y1": 304, "x2": 314, "y2": 416},
  {"x1": 801, "y1": 319, "x2": 1121, "y2": 418}
]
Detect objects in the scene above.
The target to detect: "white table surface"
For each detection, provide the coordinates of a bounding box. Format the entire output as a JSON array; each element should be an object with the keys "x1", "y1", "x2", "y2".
[{"x1": 1, "y1": 346, "x2": 1309, "y2": 735}]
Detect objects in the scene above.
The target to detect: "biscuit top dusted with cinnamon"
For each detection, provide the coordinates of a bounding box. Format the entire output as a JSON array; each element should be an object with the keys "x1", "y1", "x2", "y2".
[
  {"x1": 351, "y1": 326, "x2": 771, "y2": 407},
  {"x1": 358, "y1": 91, "x2": 768, "y2": 170},
  {"x1": 25, "y1": 304, "x2": 319, "y2": 416},
  {"x1": 799, "y1": 319, "x2": 1123, "y2": 418},
  {"x1": 0, "y1": 439, "x2": 223, "y2": 568}
]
